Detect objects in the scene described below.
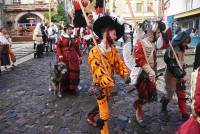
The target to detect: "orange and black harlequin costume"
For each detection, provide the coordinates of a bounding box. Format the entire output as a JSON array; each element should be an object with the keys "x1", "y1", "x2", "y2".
[{"x1": 87, "y1": 44, "x2": 129, "y2": 134}]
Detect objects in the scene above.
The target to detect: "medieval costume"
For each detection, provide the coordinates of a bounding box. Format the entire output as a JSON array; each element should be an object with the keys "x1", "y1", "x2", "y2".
[
  {"x1": 133, "y1": 20, "x2": 165, "y2": 125},
  {"x1": 73, "y1": 0, "x2": 88, "y2": 28},
  {"x1": 161, "y1": 29, "x2": 192, "y2": 121},
  {"x1": 87, "y1": 15, "x2": 129, "y2": 134},
  {"x1": 56, "y1": 24, "x2": 82, "y2": 92},
  {"x1": 176, "y1": 67, "x2": 200, "y2": 134}
]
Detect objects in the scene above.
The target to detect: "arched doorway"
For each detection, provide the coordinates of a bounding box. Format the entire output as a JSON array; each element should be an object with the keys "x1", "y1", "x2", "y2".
[
  {"x1": 17, "y1": 13, "x2": 42, "y2": 27},
  {"x1": 14, "y1": 13, "x2": 43, "y2": 37}
]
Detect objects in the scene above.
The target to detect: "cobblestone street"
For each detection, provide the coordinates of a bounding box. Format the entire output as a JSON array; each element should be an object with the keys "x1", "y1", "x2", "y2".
[{"x1": 0, "y1": 52, "x2": 194, "y2": 134}]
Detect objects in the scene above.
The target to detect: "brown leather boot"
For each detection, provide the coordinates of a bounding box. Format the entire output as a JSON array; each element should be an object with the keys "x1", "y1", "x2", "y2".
[{"x1": 87, "y1": 106, "x2": 99, "y2": 127}]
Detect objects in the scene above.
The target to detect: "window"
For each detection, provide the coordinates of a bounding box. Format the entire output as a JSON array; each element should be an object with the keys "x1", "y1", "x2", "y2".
[
  {"x1": 13, "y1": 0, "x2": 21, "y2": 4},
  {"x1": 147, "y1": 3, "x2": 153, "y2": 12},
  {"x1": 136, "y1": 3, "x2": 142, "y2": 13}
]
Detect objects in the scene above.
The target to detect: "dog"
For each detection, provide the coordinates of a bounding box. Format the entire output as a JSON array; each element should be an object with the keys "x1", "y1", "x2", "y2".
[{"x1": 49, "y1": 62, "x2": 68, "y2": 97}]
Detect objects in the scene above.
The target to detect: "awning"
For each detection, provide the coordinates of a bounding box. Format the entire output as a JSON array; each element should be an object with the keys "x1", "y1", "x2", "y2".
[{"x1": 174, "y1": 8, "x2": 200, "y2": 19}]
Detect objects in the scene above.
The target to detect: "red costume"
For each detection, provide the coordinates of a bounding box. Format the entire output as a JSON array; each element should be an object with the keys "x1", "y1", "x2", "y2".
[
  {"x1": 134, "y1": 40, "x2": 157, "y2": 102},
  {"x1": 176, "y1": 68, "x2": 200, "y2": 134},
  {"x1": 56, "y1": 34, "x2": 82, "y2": 91},
  {"x1": 134, "y1": 38, "x2": 157, "y2": 123}
]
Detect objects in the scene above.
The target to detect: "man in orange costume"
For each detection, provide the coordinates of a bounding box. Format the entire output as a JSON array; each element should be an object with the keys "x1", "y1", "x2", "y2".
[{"x1": 87, "y1": 15, "x2": 129, "y2": 134}]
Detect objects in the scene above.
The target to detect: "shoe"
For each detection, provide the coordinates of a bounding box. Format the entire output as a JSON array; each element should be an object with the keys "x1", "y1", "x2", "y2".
[
  {"x1": 87, "y1": 116, "x2": 97, "y2": 127},
  {"x1": 134, "y1": 100, "x2": 144, "y2": 127},
  {"x1": 49, "y1": 87, "x2": 52, "y2": 92},
  {"x1": 57, "y1": 91, "x2": 62, "y2": 98},
  {"x1": 182, "y1": 113, "x2": 190, "y2": 121},
  {"x1": 135, "y1": 109, "x2": 144, "y2": 123},
  {"x1": 86, "y1": 108, "x2": 99, "y2": 127}
]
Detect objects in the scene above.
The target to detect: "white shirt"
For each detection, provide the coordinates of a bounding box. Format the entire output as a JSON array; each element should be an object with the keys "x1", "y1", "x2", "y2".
[{"x1": 98, "y1": 42, "x2": 112, "y2": 53}]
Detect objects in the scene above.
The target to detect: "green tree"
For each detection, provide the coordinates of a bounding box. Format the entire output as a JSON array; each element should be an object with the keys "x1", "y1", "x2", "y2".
[{"x1": 52, "y1": 1, "x2": 70, "y2": 24}]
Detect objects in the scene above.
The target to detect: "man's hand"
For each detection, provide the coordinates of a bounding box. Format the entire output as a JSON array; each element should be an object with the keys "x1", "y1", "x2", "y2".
[
  {"x1": 142, "y1": 64, "x2": 156, "y2": 83},
  {"x1": 88, "y1": 85, "x2": 103, "y2": 98},
  {"x1": 149, "y1": 75, "x2": 156, "y2": 83}
]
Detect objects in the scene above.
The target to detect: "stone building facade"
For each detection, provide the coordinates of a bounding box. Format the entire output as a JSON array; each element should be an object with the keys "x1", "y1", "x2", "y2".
[
  {"x1": 112, "y1": 0, "x2": 164, "y2": 25},
  {"x1": 0, "y1": 0, "x2": 5, "y2": 27},
  {"x1": 3, "y1": 0, "x2": 57, "y2": 29}
]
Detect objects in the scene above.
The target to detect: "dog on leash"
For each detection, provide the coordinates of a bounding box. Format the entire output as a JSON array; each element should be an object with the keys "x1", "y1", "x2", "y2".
[{"x1": 49, "y1": 62, "x2": 68, "y2": 97}]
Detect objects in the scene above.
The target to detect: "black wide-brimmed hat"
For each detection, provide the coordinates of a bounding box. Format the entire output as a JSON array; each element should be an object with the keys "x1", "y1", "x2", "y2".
[{"x1": 93, "y1": 15, "x2": 125, "y2": 40}]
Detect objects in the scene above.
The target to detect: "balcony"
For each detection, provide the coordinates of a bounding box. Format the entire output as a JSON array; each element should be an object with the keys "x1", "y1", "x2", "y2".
[{"x1": 3, "y1": 3, "x2": 55, "y2": 12}]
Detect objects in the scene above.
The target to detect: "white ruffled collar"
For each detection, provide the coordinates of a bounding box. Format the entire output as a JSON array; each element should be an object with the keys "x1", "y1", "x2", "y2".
[
  {"x1": 98, "y1": 42, "x2": 112, "y2": 52},
  {"x1": 62, "y1": 33, "x2": 76, "y2": 38}
]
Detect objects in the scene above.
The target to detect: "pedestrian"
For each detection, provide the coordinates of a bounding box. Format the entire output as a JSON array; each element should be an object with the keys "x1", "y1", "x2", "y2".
[
  {"x1": 86, "y1": 15, "x2": 130, "y2": 134},
  {"x1": 0, "y1": 28, "x2": 11, "y2": 70},
  {"x1": 133, "y1": 20, "x2": 164, "y2": 126},
  {"x1": 161, "y1": 29, "x2": 192, "y2": 121},
  {"x1": 48, "y1": 23, "x2": 58, "y2": 52},
  {"x1": 2, "y1": 29, "x2": 16, "y2": 67},
  {"x1": 56, "y1": 24, "x2": 82, "y2": 95},
  {"x1": 40, "y1": 22, "x2": 48, "y2": 53},
  {"x1": 193, "y1": 43, "x2": 200, "y2": 70},
  {"x1": 176, "y1": 67, "x2": 200, "y2": 134},
  {"x1": 33, "y1": 23, "x2": 44, "y2": 58}
]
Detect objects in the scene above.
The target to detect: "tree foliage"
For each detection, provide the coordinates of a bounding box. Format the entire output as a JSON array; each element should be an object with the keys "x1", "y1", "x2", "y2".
[{"x1": 52, "y1": 1, "x2": 70, "y2": 24}]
